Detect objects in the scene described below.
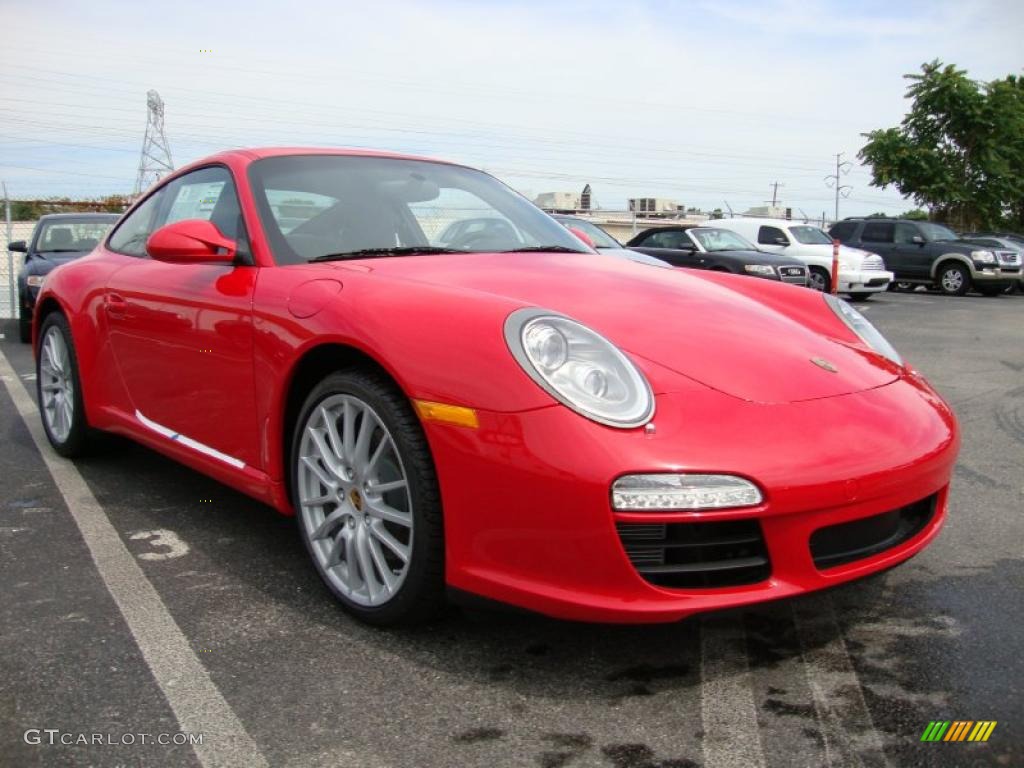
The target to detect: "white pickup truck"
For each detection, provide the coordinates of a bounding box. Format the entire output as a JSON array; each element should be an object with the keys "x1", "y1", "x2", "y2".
[{"x1": 712, "y1": 218, "x2": 894, "y2": 298}]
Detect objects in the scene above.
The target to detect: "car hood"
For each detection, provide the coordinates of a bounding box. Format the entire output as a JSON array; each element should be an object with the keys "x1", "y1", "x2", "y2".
[
  {"x1": 331, "y1": 252, "x2": 899, "y2": 404},
  {"x1": 25, "y1": 251, "x2": 91, "y2": 274},
  {"x1": 702, "y1": 248, "x2": 805, "y2": 266},
  {"x1": 795, "y1": 243, "x2": 879, "y2": 266}
]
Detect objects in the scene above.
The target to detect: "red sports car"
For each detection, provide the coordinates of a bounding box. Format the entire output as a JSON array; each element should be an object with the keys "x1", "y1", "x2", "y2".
[{"x1": 33, "y1": 148, "x2": 959, "y2": 625}]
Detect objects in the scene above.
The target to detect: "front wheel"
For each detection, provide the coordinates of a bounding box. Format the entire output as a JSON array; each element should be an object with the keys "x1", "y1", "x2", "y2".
[
  {"x1": 291, "y1": 369, "x2": 445, "y2": 625},
  {"x1": 807, "y1": 267, "x2": 831, "y2": 293},
  {"x1": 36, "y1": 313, "x2": 90, "y2": 457},
  {"x1": 937, "y1": 263, "x2": 971, "y2": 296}
]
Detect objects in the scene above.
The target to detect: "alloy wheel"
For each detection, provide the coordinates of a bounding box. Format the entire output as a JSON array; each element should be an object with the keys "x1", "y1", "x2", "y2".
[
  {"x1": 297, "y1": 394, "x2": 413, "y2": 607},
  {"x1": 39, "y1": 325, "x2": 75, "y2": 443},
  {"x1": 941, "y1": 269, "x2": 964, "y2": 293}
]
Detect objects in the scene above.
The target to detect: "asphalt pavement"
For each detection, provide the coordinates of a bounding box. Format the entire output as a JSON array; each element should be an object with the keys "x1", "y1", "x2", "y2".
[{"x1": 1, "y1": 289, "x2": 1021, "y2": 768}]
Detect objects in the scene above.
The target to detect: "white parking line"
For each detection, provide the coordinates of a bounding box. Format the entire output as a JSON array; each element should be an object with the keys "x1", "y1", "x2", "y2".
[
  {"x1": 0, "y1": 349, "x2": 269, "y2": 768},
  {"x1": 792, "y1": 596, "x2": 889, "y2": 767},
  {"x1": 700, "y1": 616, "x2": 767, "y2": 768}
]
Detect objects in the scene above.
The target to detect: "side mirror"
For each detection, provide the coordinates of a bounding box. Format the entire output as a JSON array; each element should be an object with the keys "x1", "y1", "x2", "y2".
[
  {"x1": 8, "y1": 240, "x2": 26, "y2": 253},
  {"x1": 568, "y1": 227, "x2": 596, "y2": 250},
  {"x1": 911, "y1": 235, "x2": 925, "y2": 245},
  {"x1": 146, "y1": 219, "x2": 236, "y2": 264},
  {"x1": 774, "y1": 237, "x2": 789, "y2": 246}
]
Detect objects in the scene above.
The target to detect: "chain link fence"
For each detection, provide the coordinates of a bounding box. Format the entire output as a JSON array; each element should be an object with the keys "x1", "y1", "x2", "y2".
[{"x1": 2, "y1": 221, "x2": 37, "y2": 320}]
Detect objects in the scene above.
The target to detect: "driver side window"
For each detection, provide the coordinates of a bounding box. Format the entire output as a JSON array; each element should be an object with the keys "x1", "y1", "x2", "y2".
[{"x1": 758, "y1": 226, "x2": 787, "y2": 245}]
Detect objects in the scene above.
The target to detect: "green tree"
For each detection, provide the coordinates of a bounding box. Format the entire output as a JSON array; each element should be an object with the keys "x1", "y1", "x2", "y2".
[
  {"x1": 859, "y1": 61, "x2": 1024, "y2": 231},
  {"x1": 901, "y1": 208, "x2": 929, "y2": 221}
]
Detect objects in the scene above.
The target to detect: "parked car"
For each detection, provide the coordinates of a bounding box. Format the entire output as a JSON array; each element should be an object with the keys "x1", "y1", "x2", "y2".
[
  {"x1": 959, "y1": 234, "x2": 1024, "y2": 293},
  {"x1": 32, "y1": 148, "x2": 958, "y2": 626},
  {"x1": 714, "y1": 218, "x2": 893, "y2": 298},
  {"x1": 10, "y1": 213, "x2": 120, "y2": 342},
  {"x1": 829, "y1": 218, "x2": 1021, "y2": 297},
  {"x1": 552, "y1": 215, "x2": 670, "y2": 267},
  {"x1": 626, "y1": 226, "x2": 808, "y2": 286}
]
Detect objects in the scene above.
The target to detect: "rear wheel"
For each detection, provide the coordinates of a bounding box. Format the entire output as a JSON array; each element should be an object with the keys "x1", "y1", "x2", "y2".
[
  {"x1": 36, "y1": 313, "x2": 90, "y2": 457},
  {"x1": 936, "y1": 263, "x2": 970, "y2": 296},
  {"x1": 807, "y1": 267, "x2": 831, "y2": 293},
  {"x1": 292, "y1": 369, "x2": 445, "y2": 625}
]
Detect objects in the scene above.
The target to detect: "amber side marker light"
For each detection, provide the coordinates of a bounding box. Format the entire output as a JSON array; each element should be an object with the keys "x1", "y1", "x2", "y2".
[{"x1": 413, "y1": 400, "x2": 480, "y2": 429}]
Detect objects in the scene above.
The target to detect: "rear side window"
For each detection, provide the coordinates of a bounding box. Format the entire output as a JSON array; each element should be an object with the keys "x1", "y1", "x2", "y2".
[
  {"x1": 861, "y1": 221, "x2": 895, "y2": 244},
  {"x1": 757, "y1": 226, "x2": 787, "y2": 245},
  {"x1": 829, "y1": 222, "x2": 856, "y2": 242},
  {"x1": 107, "y1": 190, "x2": 166, "y2": 257}
]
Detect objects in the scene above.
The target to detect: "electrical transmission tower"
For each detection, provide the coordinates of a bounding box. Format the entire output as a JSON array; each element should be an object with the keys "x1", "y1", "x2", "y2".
[
  {"x1": 133, "y1": 90, "x2": 174, "y2": 196},
  {"x1": 824, "y1": 153, "x2": 852, "y2": 223}
]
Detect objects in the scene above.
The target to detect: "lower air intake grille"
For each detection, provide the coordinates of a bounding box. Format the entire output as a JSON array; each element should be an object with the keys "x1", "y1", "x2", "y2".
[
  {"x1": 616, "y1": 519, "x2": 770, "y2": 588},
  {"x1": 810, "y1": 494, "x2": 937, "y2": 570}
]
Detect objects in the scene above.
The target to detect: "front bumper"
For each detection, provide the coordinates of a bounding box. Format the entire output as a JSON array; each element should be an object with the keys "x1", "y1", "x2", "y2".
[
  {"x1": 839, "y1": 268, "x2": 893, "y2": 293},
  {"x1": 427, "y1": 374, "x2": 958, "y2": 623},
  {"x1": 972, "y1": 264, "x2": 1020, "y2": 283}
]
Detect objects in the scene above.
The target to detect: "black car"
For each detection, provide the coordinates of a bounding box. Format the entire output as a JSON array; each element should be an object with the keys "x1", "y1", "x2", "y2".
[
  {"x1": 625, "y1": 226, "x2": 809, "y2": 285},
  {"x1": 829, "y1": 218, "x2": 1021, "y2": 296},
  {"x1": 11, "y1": 213, "x2": 120, "y2": 341}
]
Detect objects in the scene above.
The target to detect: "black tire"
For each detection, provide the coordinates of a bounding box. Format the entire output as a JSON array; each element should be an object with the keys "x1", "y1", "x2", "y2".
[
  {"x1": 291, "y1": 368, "x2": 445, "y2": 625},
  {"x1": 936, "y1": 263, "x2": 971, "y2": 296},
  {"x1": 890, "y1": 281, "x2": 914, "y2": 293},
  {"x1": 808, "y1": 267, "x2": 831, "y2": 293},
  {"x1": 848, "y1": 292, "x2": 873, "y2": 301},
  {"x1": 977, "y1": 284, "x2": 1004, "y2": 297},
  {"x1": 36, "y1": 312, "x2": 91, "y2": 457}
]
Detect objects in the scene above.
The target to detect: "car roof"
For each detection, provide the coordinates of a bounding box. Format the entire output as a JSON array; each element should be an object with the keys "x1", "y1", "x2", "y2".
[
  {"x1": 37, "y1": 212, "x2": 120, "y2": 222},
  {"x1": 198, "y1": 146, "x2": 453, "y2": 165}
]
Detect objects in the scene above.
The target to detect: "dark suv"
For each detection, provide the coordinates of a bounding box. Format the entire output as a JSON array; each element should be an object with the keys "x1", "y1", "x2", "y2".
[{"x1": 829, "y1": 218, "x2": 1021, "y2": 296}]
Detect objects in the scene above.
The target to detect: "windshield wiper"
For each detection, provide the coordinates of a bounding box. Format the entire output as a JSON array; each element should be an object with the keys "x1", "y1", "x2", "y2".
[
  {"x1": 499, "y1": 245, "x2": 587, "y2": 253},
  {"x1": 309, "y1": 246, "x2": 467, "y2": 262}
]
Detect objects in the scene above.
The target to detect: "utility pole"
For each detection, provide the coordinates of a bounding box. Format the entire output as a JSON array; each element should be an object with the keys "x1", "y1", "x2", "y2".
[
  {"x1": 767, "y1": 181, "x2": 784, "y2": 208},
  {"x1": 133, "y1": 90, "x2": 174, "y2": 197},
  {"x1": 824, "y1": 153, "x2": 852, "y2": 223}
]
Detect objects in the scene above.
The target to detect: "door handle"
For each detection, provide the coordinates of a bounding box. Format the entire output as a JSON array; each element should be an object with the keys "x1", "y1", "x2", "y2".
[{"x1": 105, "y1": 293, "x2": 129, "y2": 318}]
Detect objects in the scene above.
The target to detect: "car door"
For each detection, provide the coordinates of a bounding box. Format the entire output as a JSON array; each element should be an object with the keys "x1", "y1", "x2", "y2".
[
  {"x1": 104, "y1": 165, "x2": 261, "y2": 470},
  {"x1": 755, "y1": 225, "x2": 790, "y2": 254},
  {"x1": 858, "y1": 221, "x2": 898, "y2": 274},
  {"x1": 632, "y1": 230, "x2": 705, "y2": 268},
  {"x1": 893, "y1": 222, "x2": 930, "y2": 277}
]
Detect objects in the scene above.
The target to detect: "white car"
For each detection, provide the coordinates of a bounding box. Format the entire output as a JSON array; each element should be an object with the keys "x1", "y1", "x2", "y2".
[{"x1": 712, "y1": 218, "x2": 894, "y2": 298}]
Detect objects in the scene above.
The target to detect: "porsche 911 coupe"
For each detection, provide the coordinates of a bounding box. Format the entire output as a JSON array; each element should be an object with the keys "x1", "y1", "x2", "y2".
[{"x1": 33, "y1": 148, "x2": 959, "y2": 625}]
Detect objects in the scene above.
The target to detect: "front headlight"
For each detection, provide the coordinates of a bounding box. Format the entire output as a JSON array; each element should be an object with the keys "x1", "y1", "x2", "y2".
[
  {"x1": 971, "y1": 250, "x2": 996, "y2": 264},
  {"x1": 823, "y1": 294, "x2": 902, "y2": 366},
  {"x1": 504, "y1": 308, "x2": 654, "y2": 428},
  {"x1": 26, "y1": 275, "x2": 45, "y2": 288},
  {"x1": 743, "y1": 264, "x2": 776, "y2": 276}
]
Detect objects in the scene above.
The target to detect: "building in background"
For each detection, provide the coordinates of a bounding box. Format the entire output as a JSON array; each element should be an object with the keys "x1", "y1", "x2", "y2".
[
  {"x1": 628, "y1": 197, "x2": 684, "y2": 216},
  {"x1": 533, "y1": 191, "x2": 581, "y2": 212}
]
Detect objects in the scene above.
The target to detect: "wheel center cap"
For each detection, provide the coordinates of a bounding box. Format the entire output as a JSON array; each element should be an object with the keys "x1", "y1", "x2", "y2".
[{"x1": 349, "y1": 488, "x2": 364, "y2": 511}]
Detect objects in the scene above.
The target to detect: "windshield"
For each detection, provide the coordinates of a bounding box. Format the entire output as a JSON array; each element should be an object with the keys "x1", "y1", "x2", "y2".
[
  {"x1": 34, "y1": 219, "x2": 116, "y2": 253},
  {"x1": 919, "y1": 222, "x2": 958, "y2": 242},
  {"x1": 690, "y1": 227, "x2": 756, "y2": 252},
  {"x1": 555, "y1": 217, "x2": 621, "y2": 249},
  {"x1": 788, "y1": 226, "x2": 833, "y2": 245},
  {"x1": 248, "y1": 155, "x2": 588, "y2": 264}
]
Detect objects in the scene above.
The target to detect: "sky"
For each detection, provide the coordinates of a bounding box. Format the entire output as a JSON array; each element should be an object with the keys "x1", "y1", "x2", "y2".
[{"x1": 0, "y1": 0, "x2": 1022, "y2": 219}]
